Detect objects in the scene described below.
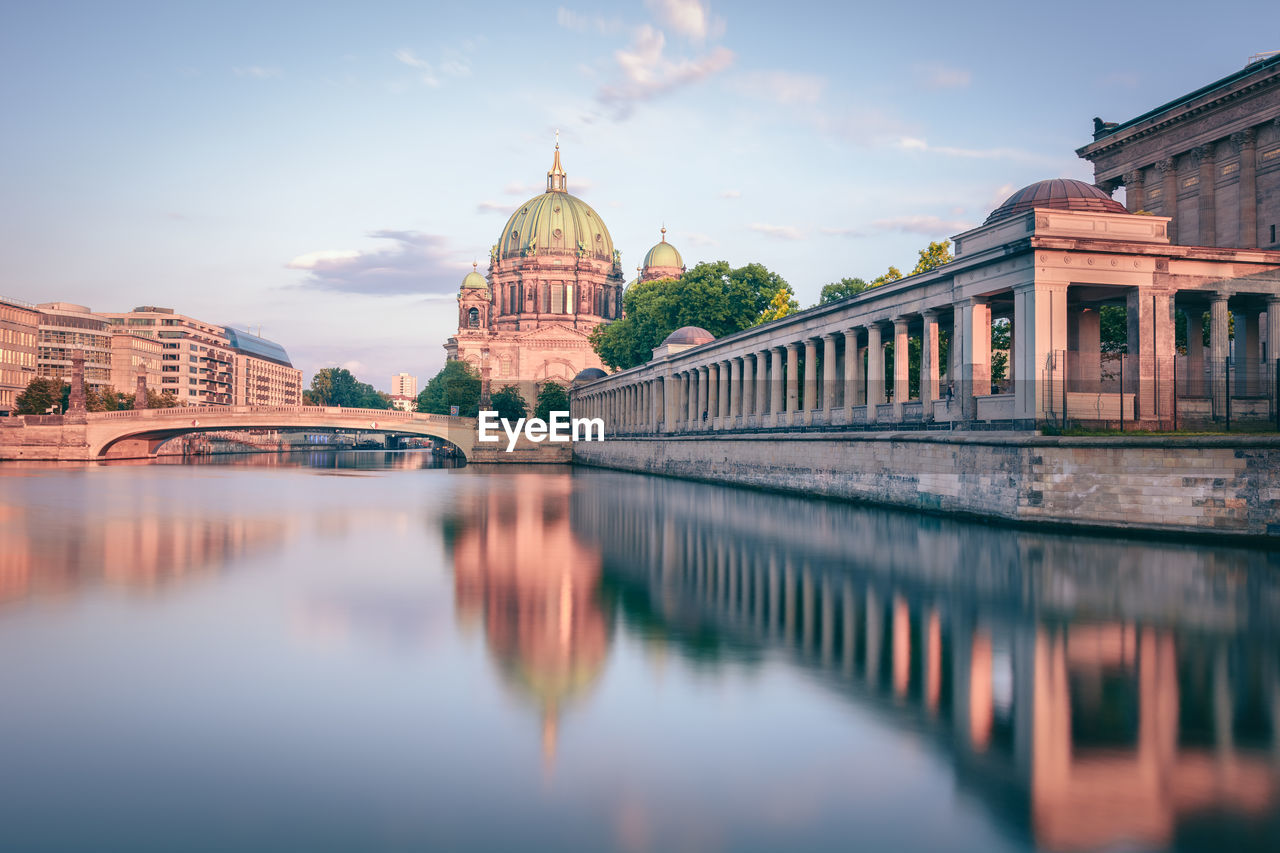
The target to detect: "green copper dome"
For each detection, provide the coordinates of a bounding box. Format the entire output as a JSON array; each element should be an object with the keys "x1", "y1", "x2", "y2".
[
  {"x1": 461, "y1": 264, "x2": 488, "y2": 290},
  {"x1": 642, "y1": 228, "x2": 683, "y2": 270},
  {"x1": 496, "y1": 145, "x2": 616, "y2": 263}
]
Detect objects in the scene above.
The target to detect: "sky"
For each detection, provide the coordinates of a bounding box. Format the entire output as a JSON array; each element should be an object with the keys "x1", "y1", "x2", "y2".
[{"x1": 1, "y1": 1, "x2": 1275, "y2": 390}]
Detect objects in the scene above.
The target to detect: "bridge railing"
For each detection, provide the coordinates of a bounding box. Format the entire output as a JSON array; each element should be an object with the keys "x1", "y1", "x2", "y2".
[{"x1": 91, "y1": 406, "x2": 469, "y2": 424}]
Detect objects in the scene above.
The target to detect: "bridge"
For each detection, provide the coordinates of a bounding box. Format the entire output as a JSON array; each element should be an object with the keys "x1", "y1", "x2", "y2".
[{"x1": 0, "y1": 405, "x2": 488, "y2": 461}]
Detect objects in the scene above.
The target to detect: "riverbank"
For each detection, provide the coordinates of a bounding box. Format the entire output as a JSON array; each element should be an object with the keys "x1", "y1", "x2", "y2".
[{"x1": 572, "y1": 432, "x2": 1280, "y2": 541}]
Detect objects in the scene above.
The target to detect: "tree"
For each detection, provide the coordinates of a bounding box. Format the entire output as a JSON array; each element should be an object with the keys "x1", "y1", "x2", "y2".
[
  {"x1": 759, "y1": 288, "x2": 798, "y2": 323},
  {"x1": 990, "y1": 318, "x2": 1012, "y2": 386},
  {"x1": 147, "y1": 389, "x2": 179, "y2": 408},
  {"x1": 534, "y1": 380, "x2": 569, "y2": 422},
  {"x1": 871, "y1": 265, "x2": 903, "y2": 287},
  {"x1": 589, "y1": 261, "x2": 796, "y2": 371},
  {"x1": 14, "y1": 377, "x2": 66, "y2": 414},
  {"x1": 417, "y1": 360, "x2": 481, "y2": 417},
  {"x1": 489, "y1": 384, "x2": 528, "y2": 422},
  {"x1": 911, "y1": 240, "x2": 953, "y2": 276},
  {"x1": 307, "y1": 367, "x2": 390, "y2": 409},
  {"x1": 819, "y1": 277, "x2": 870, "y2": 304}
]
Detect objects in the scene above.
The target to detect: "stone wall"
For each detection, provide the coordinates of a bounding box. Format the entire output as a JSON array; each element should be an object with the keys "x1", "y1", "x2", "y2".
[{"x1": 572, "y1": 432, "x2": 1280, "y2": 539}]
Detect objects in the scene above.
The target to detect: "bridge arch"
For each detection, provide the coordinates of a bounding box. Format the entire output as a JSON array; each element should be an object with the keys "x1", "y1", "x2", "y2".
[{"x1": 86, "y1": 406, "x2": 478, "y2": 461}]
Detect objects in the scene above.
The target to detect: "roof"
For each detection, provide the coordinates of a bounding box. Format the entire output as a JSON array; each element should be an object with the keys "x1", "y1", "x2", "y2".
[
  {"x1": 984, "y1": 179, "x2": 1127, "y2": 225},
  {"x1": 223, "y1": 327, "x2": 294, "y2": 367},
  {"x1": 496, "y1": 144, "x2": 616, "y2": 264},
  {"x1": 663, "y1": 326, "x2": 715, "y2": 346},
  {"x1": 643, "y1": 230, "x2": 683, "y2": 270}
]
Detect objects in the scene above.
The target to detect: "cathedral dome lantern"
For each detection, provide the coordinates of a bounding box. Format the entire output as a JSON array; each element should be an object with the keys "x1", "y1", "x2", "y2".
[{"x1": 461, "y1": 262, "x2": 489, "y2": 294}]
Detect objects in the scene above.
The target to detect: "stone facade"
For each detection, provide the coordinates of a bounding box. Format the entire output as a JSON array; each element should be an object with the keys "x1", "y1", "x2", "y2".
[
  {"x1": 1078, "y1": 54, "x2": 1280, "y2": 249},
  {"x1": 573, "y1": 433, "x2": 1280, "y2": 539}
]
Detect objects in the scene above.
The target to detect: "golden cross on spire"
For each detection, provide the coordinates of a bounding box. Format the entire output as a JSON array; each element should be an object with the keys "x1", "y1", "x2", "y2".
[{"x1": 555, "y1": 128, "x2": 559, "y2": 150}]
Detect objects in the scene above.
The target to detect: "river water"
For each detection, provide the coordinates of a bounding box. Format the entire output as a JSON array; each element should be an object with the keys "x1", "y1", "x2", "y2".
[{"x1": 1, "y1": 451, "x2": 1278, "y2": 852}]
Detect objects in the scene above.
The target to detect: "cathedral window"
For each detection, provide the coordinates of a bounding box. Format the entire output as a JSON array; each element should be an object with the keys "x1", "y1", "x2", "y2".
[
  {"x1": 468, "y1": 307, "x2": 480, "y2": 328},
  {"x1": 550, "y1": 284, "x2": 564, "y2": 314}
]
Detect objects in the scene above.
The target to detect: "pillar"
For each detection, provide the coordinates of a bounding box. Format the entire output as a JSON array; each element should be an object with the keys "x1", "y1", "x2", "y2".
[
  {"x1": 698, "y1": 366, "x2": 710, "y2": 429},
  {"x1": 663, "y1": 373, "x2": 676, "y2": 432},
  {"x1": 866, "y1": 324, "x2": 883, "y2": 424},
  {"x1": 1210, "y1": 293, "x2": 1229, "y2": 410},
  {"x1": 786, "y1": 343, "x2": 800, "y2": 424},
  {"x1": 842, "y1": 329, "x2": 860, "y2": 419},
  {"x1": 1158, "y1": 157, "x2": 1178, "y2": 244},
  {"x1": 706, "y1": 363, "x2": 718, "y2": 429},
  {"x1": 822, "y1": 333, "x2": 838, "y2": 420},
  {"x1": 1186, "y1": 308, "x2": 1205, "y2": 395},
  {"x1": 1016, "y1": 284, "x2": 1068, "y2": 425},
  {"x1": 1124, "y1": 168, "x2": 1145, "y2": 213},
  {"x1": 803, "y1": 338, "x2": 818, "y2": 424},
  {"x1": 892, "y1": 317, "x2": 909, "y2": 422},
  {"x1": 741, "y1": 355, "x2": 754, "y2": 422},
  {"x1": 958, "y1": 299, "x2": 990, "y2": 421},
  {"x1": 770, "y1": 347, "x2": 784, "y2": 425},
  {"x1": 920, "y1": 310, "x2": 939, "y2": 420},
  {"x1": 1195, "y1": 144, "x2": 1216, "y2": 247},
  {"x1": 687, "y1": 369, "x2": 698, "y2": 428},
  {"x1": 730, "y1": 358, "x2": 743, "y2": 423},
  {"x1": 1234, "y1": 129, "x2": 1257, "y2": 248},
  {"x1": 755, "y1": 352, "x2": 769, "y2": 421},
  {"x1": 134, "y1": 368, "x2": 149, "y2": 409},
  {"x1": 719, "y1": 360, "x2": 731, "y2": 422}
]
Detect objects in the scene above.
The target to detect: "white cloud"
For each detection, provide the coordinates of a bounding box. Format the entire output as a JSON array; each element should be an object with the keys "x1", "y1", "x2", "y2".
[
  {"x1": 719, "y1": 189, "x2": 741, "y2": 199},
  {"x1": 287, "y1": 230, "x2": 467, "y2": 295},
  {"x1": 233, "y1": 66, "x2": 281, "y2": 78},
  {"x1": 597, "y1": 25, "x2": 734, "y2": 119},
  {"x1": 819, "y1": 226, "x2": 866, "y2": 238},
  {"x1": 682, "y1": 231, "x2": 717, "y2": 246},
  {"x1": 394, "y1": 49, "x2": 440, "y2": 87},
  {"x1": 918, "y1": 63, "x2": 971, "y2": 89},
  {"x1": 748, "y1": 223, "x2": 804, "y2": 241},
  {"x1": 873, "y1": 215, "x2": 972, "y2": 235},
  {"x1": 557, "y1": 7, "x2": 623, "y2": 35},
  {"x1": 645, "y1": 0, "x2": 723, "y2": 41},
  {"x1": 730, "y1": 70, "x2": 825, "y2": 105},
  {"x1": 895, "y1": 136, "x2": 1051, "y2": 163},
  {"x1": 476, "y1": 201, "x2": 510, "y2": 214},
  {"x1": 393, "y1": 48, "x2": 472, "y2": 88}
]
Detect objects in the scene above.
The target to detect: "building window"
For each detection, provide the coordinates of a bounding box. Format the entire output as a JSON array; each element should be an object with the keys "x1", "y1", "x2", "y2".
[
  {"x1": 550, "y1": 284, "x2": 564, "y2": 314},
  {"x1": 468, "y1": 307, "x2": 480, "y2": 328}
]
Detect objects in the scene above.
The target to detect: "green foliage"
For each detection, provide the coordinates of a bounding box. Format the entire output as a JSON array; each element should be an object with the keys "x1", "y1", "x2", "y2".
[
  {"x1": 589, "y1": 261, "x2": 795, "y2": 371},
  {"x1": 990, "y1": 318, "x2": 1011, "y2": 384},
  {"x1": 145, "y1": 389, "x2": 179, "y2": 408},
  {"x1": 1100, "y1": 306, "x2": 1127, "y2": 353},
  {"x1": 488, "y1": 384, "x2": 528, "y2": 422},
  {"x1": 533, "y1": 380, "x2": 569, "y2": 422},
  {"x1": 308, "y1": 367, "x2": 391, "y2": 409},
  {"x1": 911, "y1": 240, "x2": 953, "y2": 276},
  {"x1": 14, "y1": 377, "x2": 66, "y2": 414},
  {"x1": 871, "y1": 266, "x2": 903, "y2": 287},
  {"x1": 819, "y1": 277, "x2": 870, "y2": 304},
  {"x1": 417, "y1": 360, "x2": 481, "y2": 417},
  {"x1": 759, "y1": 288, "x2": 798, "y2": 323}
]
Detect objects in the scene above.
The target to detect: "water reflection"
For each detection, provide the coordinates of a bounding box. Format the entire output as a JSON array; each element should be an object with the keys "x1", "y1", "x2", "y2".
[{"x1": 568, "y1": 470, "x2": 1280, "y2": 851}]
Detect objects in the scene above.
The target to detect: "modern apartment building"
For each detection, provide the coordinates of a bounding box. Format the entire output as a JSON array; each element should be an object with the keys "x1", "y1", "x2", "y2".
[
  {"x1": 0, "y1": 295, "x2": 39, "y2": 415},
  {"x1": 99, "y1": 307, "x2": 235, "y2": 406},
  {"x1": 109, "y1": 331, "x2": 163, "y2": 396},
  {"x1": 36, "y1": 302, "x2": 112, "y2": 393},
  {"x1": 391, "y1": 372, "x2": 418, "y2": 398},
  {"x1": 224, "y1": 327, "x2": 303, "y2": 406}
]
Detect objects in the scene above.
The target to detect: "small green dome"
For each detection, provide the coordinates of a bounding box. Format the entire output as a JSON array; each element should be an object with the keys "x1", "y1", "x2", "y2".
[
  {"x1": 642, "y1": 228, "x2": 683, "y2": 270},
  {"x1": 462, "y1": 267, "x2": 488, "y2": 290}
]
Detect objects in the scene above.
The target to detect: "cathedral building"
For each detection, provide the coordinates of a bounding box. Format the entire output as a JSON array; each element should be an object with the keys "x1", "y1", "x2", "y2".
[{"x1": 445, "y1": 142, "x2": 684, "y2": 389}]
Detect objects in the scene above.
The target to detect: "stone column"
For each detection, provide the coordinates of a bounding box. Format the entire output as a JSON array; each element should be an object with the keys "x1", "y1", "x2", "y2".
[
  {"x1": 842, "y1": 329, "x2": 860, "y2": 419},
  {"x1": 1233, "y1": 129, "x2": 1257, "y2": 248},
  {"x1": 1186, "y1": 308, "x2": 1205, "y2": 395},
  {"x1": 134, "y1": 368, "x2": 149, "y2": 409},
  {"x1": 754, "y1": 352, "x2": 768, "y2": 422},
  {"x1": 921, "y1": 310, "x2": 939, "y2": 420},
  {"x1": 719, "y1": 360, "x2": 731, "y2": 422},
  {"x1": 803, "y1": 338, "x2": 818, "y2": 424},
  {"x1": 698, "y1": 366, "x2": 710, "y2": 429},
  {"x1": 866, "y1": 323, "x2": 883, "y2": 424},
  {"x1": 1195, "y1": 144, "x2": 1216, "y2": 247},
  {"x1": 687, "y1": 370, "x2": 698, "y2": 428},
  {"x1": 1157, "y1": 157, "x2": 1179, "y2": 244},
  {"x1": 705, "y1": 363, "x2": 718, "y2": 429},
  {"x1": 1015, "y1": 284, "x2": 1068, "y2": 425},
  {"x1": 786, "y1": 342, "x2": 801, "y2": 425},
  {"x1": 68, "y1": 351, "x2": 87, "y2": 413},
  {"x1": 1269, "y1": 298, "x2": 1280, "y2": 366},
  {"x1": 1124, "y1": 169, "x2": 1145, "y2": 213},
  {"x1": 663, "y1": 374, "x2": 676, "y2": 432},
  {"x1": 740, "y1": 355, "x2": 754, "y2": 423},
  {"x1": 822, "y1": 333, "x2": 838, "y2": 421},
  {"x1": 730, "y1": 358, "x2": 743, "y2": 424},
  {"x1": 1210, "y1": 294, "x2": 1230, "y2": 410},
  {"x1": 892, "y1": 317, "x2": 909, "y2": 422},
  {"x1": 769, "y1": 347, "x2": 784, "y2": 425}
]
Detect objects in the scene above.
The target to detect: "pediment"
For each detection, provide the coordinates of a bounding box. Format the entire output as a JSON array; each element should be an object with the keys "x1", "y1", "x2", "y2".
[{"x1": 512, "y1": 323, "x2": 592, "y2": 343}]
